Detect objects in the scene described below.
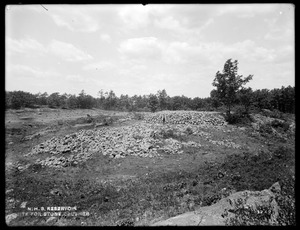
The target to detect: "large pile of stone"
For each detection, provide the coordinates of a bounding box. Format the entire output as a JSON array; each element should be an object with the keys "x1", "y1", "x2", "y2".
[
  {"x1": 25, "y1": 123, "x2": 206, "y2": 168},
  {"x1": 144, "y1": 111, "x2": 227, "y2": 126}
]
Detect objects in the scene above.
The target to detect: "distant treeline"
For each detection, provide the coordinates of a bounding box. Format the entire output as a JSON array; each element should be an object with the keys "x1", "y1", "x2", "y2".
[{"x1": 5, "y1": 86, "x2": 295, "y2": 114}]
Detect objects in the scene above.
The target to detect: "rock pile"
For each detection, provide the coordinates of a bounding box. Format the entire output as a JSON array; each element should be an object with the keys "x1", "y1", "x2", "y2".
[
  {"x1": 26, "y1": 123, "x2": 207, "y2": 168},
  {"x1": 144, "y1": 111, "x2": 227, "y2": 126},
  {"x1": 22, "y1": 111, "x2": 242, "y2": 169}
]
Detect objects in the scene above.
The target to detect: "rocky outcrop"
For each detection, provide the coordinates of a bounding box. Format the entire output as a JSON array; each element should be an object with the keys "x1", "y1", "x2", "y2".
[{"x1": 152, "y1": 182, "x2": 281, "y2": 226}]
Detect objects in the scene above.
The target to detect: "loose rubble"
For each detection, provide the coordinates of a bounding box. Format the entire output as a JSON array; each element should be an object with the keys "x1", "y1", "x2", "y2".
[
  {"x1": 24, "y1": 123, "x2": 200, "y2": 168},
  {"x1": 144, "y1": 111, "x2": 227, "y2": 126},
  {"x1": 22, "y1": 111, "x2": 242, "y2": 168},
  {"x1": 24, "y1": 122, "x2": 219, "y2": 168},
  {"x1": 208, "y1": 139, "x2": 241, "y2": 149}
]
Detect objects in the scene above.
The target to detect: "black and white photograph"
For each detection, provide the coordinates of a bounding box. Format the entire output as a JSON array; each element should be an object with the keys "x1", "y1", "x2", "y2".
[{"x1": 5, "y1": 4, "x2": 295, "y2": 226}]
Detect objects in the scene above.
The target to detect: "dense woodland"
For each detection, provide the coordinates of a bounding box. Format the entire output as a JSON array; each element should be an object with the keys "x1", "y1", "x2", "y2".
[{"x1": 5, "y1": 85, "x2": 295, "y2": 114}]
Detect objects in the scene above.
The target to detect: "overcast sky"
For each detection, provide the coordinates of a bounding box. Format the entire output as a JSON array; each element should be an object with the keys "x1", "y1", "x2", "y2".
[{"x1": 5, "y1": 4, "x2": 294, "y2": 98}]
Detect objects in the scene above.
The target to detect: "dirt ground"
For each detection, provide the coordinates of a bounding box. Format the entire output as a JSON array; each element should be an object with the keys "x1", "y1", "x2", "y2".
[{"x1": 5, "y1": 108, "x2": 295, "y2": 226}]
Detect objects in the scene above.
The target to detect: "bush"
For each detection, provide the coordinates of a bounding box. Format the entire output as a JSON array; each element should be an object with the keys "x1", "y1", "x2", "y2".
[
  {"x1": 276, "y1": 175, "x2": 295, "y2": 225},
  {"x1": 103, "y1": 117, "x2": 113, "y2": 126},
  {"x1": 161, "y1": 129, "x2": 176, "y2": 139},
  {"x1": 154, "y1": 128, "x2": 187, "y2": 142},
  {"x1": 270, "y1": 120, "x2": 290, "y2": 132},
  {"x1": 224, "y1": 108, "x2": 253, "y2": 125},
  {"x1": 224, "y1": 113, "x2": 240, "y2": 124},
  {"x1": 272, "y1": 146, "x2": 293, "y2": 160},
  {"x1": 259, "y1": 123, "x2": 273, "y2": 135},
  {"x1": 262, "y1": 109, "x2": 284, "y2": 120},
  {"x1": 132, "y1": 112, "x2": 144, "y2": 120},
  {"x1": 185, "y1": 127, "x2": 193, "y2": 135},
  {"x1": 224, "y1": 198, "x2": 275, "y2": 226}
]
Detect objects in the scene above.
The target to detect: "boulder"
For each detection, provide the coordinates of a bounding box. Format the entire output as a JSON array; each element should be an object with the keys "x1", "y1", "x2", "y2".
[
  {"x1": 6, "y1": 213, "x2": 18, "y2": 225},
  {"x1": 152, "y1": 182, "x2": 281, "y2": 226}
]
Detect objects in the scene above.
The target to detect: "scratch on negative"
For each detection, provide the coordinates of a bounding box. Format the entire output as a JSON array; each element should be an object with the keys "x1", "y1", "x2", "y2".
[{"x1": 197, "y1": 215, "x2": 204, "y2": 226}]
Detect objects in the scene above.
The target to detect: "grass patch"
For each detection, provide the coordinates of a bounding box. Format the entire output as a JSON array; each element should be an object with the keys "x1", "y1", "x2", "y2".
[{"x1": 220, "y1": 145, "x2": 294, "y2": 191}]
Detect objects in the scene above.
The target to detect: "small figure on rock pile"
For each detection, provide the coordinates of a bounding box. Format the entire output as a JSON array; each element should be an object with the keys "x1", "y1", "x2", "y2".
[{"x1": 86, "y1": 114, "x2": 94, "y2": 124}]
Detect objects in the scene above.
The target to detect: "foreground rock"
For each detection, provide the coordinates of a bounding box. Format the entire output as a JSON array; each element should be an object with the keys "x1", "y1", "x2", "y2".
[
  {"x1": 152, "y1": 182, "x2": 281, "y2": 226},
  {"x1": 6, "y1": 213, "x2": 18, "y2": 225}
]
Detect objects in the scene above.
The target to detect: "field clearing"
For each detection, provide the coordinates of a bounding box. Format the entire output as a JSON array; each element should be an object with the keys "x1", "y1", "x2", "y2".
[{"x1": 5, "y1": 108, "x2": 295, "y2": 226}]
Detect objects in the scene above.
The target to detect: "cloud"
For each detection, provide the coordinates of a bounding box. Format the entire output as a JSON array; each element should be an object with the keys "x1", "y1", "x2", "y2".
[
  {"x1": 100, "y1": 34, "x2": 111, "y2": 43},
  {"x1": 119, "y1": 37, "x2": 162, "y2": 61},
  {"x1": 162, "y1": 39, "x2": 277, "y2": 65},
  {"x1": 117, "y1": 5, "x2": 153, "y2": 29},
  {"x1": 49, "y1": 40, "x2": 93, "y2": 62},
  {"x1": 154, "y1": 16, "x2": 181, "y2": 31},
  {"x1": 6, "y1": 37, "x2": 93, "y2": 62},
  {"x1": 117, "y1": 4, "x2": 179, "y2": 31},
  {"x1": 6, "y1": 64, "x2": 62, "y2": 79},
  {"x1": 49, "y1": 6, "x2": 99, "y2": 32},
  {"x1": 223, "y1": 40, "x2": 276, "y2": 63},
  {"x1": 66, "y1": 74, "x2": 88, "y2": 83},
  {"x1": 215, "y1": 4, "x2": 279, "y2": 18},
  {"x1": 83, "y1": 61, "x2": 114, "y2": 70},
  {"x1": 119, "y1": 33, "x2": 282, "y2": 68},
  {"x1": 6, "y1": 37, "x2": 46, "y2": 56},
  {"x1": 272, "y1": 45, "x2": 294, "y2": 63},
  {"x1": 118, "y1": 63, "x2": 147, "y2": 77},
  {"x1": 263, "y1": 17, "x2": 294, "y2": 43},
  {"x1": 118, "y1": 36, "x2": 277, "y2": 66},
  {"x1": 161, "y1": 41, "x2": 223, "y2": 64},
  {"x1": 153, "y1": 11, "x2": 214, "y2": 34}
]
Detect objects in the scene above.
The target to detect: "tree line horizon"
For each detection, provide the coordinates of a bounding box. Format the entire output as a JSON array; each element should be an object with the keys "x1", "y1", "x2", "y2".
[{"x1": 6, "y1": 59, "x2": 295, "y2": 114}]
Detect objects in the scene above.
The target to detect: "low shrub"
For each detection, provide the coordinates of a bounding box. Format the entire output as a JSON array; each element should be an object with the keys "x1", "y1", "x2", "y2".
[
  {"x1": 161, "y1": 129, "x2": 176, "y2": 139},
  {"x1": 153, "y1": 128, "x2": 188, "y2": 142},
  {"x1": 258, "y1": 120, "x2": 290, "y2": 136},
  {"x1": 269, "y1": 109, "x2": 285, "y2": 120},
  {"x1": 103, "y1": 117, "x2": 113, "y2": 125},
  {"x1": 276, "y1": 175, "x2": 295, "y2": 225},
  {"x1": 224, "y1": 198, "x2": 275, "y2": 226},
  {"x1": 259, "y1": 123, "x2": 273, "y2": 135},
  {"x1": 224, "y1": 109, "x2": 253, "y2": 125},
  {"x1": 270, "y1": 120, "x2": 290, "y2": 132},
  {"x1": 272, "y1": 145, "x2": 293, "y2": 160},
  {"x1": 185, "y1": 127, "x2": 193, "y2": 135},
  {"x1": 132, "y1": 112, "x2": 144, "y2": 120}
]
